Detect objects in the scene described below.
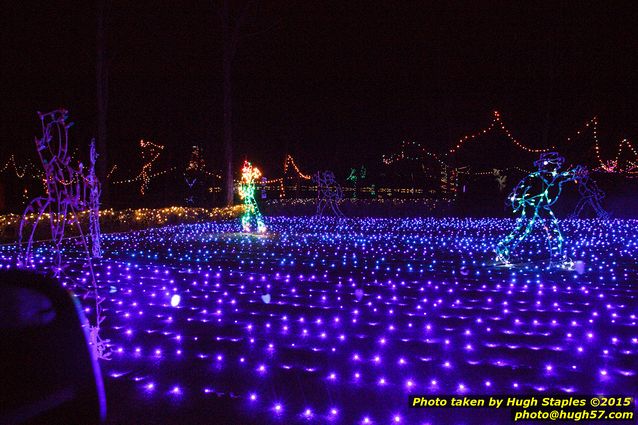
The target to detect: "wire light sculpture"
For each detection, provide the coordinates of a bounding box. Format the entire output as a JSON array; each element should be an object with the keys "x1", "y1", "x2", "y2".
[
  {"x1": 184, "y1": 146, "x2": 204, "y2": 205},
  {"x1": 313, "y1": 170, "x2": 345, "y2": 218},
  {"x1": 495, "y1": 152, "x2": 585, "y2": 267},
  {"x1": 17, "y1": 109, "x2": 109, "y2": 359},
  {"x1": 570, "y1": 170, "x2": 611, "y2": 219},
  {"x1": 493, "y1": 169, "x2": 507, "y2": 192},
  {"x1": 139, "y1": 139, "x2": 164, "y2": 195},
  {"x1": 18, "y1": 110, "x2": 102, "y2": 270},
  {"x1": 238, "y1": 160, "x2": 266, "y2": 233}
]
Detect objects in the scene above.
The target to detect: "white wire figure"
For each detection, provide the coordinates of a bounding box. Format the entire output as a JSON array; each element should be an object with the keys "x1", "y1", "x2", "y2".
[
  {"x1": 313, "y1": 170, "x2": 345, "y2": 218},
  {"x1": 570, "y1": 169, "x2": 610, "y2": 219},
  {"x1": 493, "y1": 169, "x2": 507, "y2": 192}
]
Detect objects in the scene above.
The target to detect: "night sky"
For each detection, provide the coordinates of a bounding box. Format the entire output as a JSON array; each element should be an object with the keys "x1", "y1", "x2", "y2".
[{"x1": 3, "y1": 1, "x2": 638, "y2": 177}]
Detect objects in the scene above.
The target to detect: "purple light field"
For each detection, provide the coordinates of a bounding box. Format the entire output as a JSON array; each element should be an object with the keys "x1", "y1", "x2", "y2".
[{"x1": 2, "y1": 217, "x2": 636, "y2": 424}]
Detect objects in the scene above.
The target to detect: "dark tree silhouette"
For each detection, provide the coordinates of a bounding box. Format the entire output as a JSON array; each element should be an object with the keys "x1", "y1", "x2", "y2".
[
  {"x1": 96, "y1": 0, "x2": 109, "y2": 204},
  {"x1": 221, "y1": 0, "x2": 252, "y2": 206},
  {"x1": 221, "y1": 0, "x2": 280, "y2": 206}
]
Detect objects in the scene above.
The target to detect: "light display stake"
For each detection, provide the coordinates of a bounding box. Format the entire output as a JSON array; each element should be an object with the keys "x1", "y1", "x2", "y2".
[
  {"x1": 238, "y1": 160, "x2": 266, "y2": 233},
  {"x1": 495, "y1": 152, "x2": 585, "y2": 267}
]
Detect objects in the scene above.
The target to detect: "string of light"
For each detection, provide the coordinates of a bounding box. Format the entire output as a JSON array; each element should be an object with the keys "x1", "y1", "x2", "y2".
[
  {"x1": 447, "y1": 111, "x2": 553, "y2": 155},
  {"x1": 112, "y1": 167, "x2": 177, "y2": 185},
  {"x1": 568, "y1": 116, "x2": 638, "y2": 174},
  {"x1": 382, "y1": 140, "x2": 447, "y2": 166},
  {"x1": 110, "y1": 144, "x2": 222, "y2": 191},
  {"x1": 283, "y1": 155, "x2": 311, "y2": 180},
  {"x1": 0, "y1": 155, "x2": 44, "y2": 179},
  {"x1": 0, "y1": 154, "x2": 28, "y2": 178}
]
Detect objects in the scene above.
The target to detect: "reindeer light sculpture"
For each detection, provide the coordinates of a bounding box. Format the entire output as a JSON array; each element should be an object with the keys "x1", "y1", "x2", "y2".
[{"x1": 17, "y1": 110, "x2": 109, "y2": 359}]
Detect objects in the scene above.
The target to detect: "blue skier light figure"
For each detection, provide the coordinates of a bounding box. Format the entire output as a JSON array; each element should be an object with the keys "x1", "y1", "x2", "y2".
[{"x1": 495, "y1": 152, "x2": 585, "y2": 266}]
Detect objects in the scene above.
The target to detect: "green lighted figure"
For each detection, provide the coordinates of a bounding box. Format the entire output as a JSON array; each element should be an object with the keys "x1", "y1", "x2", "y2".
[
  {"x1": 495, "y1": 152, "x2": 585, "y2": 267},
  {"x1": 238, "y1": 160, "x2": 266, "y2": 233}
]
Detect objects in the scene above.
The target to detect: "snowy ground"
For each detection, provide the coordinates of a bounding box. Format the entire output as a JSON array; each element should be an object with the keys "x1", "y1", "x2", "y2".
[{"x1": 1, "y1": 217, "x2": 637, "y2": 424}]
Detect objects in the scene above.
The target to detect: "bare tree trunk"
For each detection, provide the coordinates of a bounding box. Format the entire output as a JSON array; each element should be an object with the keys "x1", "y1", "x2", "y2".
[
  {"x1": 222, "y1": 59, "x2": 233, "y2": 206},
  {"x1": 96, "y1": 0, "x2": 109, "y2": 205},
  {"x1": 221, "y1": 0, "x2": 255, "y2": 206},
  {"x1": 541, "y1": 21, "x2": 558, "y2": 150},
  {"x1": 222, "y1": 0, "x2": 234, "y2": 206}
]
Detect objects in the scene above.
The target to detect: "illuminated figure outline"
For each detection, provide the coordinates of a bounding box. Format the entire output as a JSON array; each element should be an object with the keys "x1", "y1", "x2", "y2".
[
  {"x1": 495, "y1": 152, "x2": 584, "y2": 267},
  {"x1": 238, "y1": 160, "x2": 266, "y2": 233},
  {"x1": 313, "y1": 170, "x2": 345, "y2": 218},
  {"x1": 184, "y1": 145, "x2": 204, "y2": 205},
  {"x1": 18, "y1": 110, "x2": 102, "y2": 270},
  {"x1": 17, "y1": 110, "x2": 109, "y2": 359},
  {"x1": 138, "y1": 139, "x2": 163, "y2": 195},
  {"x1": 493, "y1": 168, "x2": 507, "y2": 192},
  {"x1": 346, "y1": 165, "x2": 366, "y2": 199},
  {"x1": 570, "y1": 170, "x2": 610, "y2": 219}
]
